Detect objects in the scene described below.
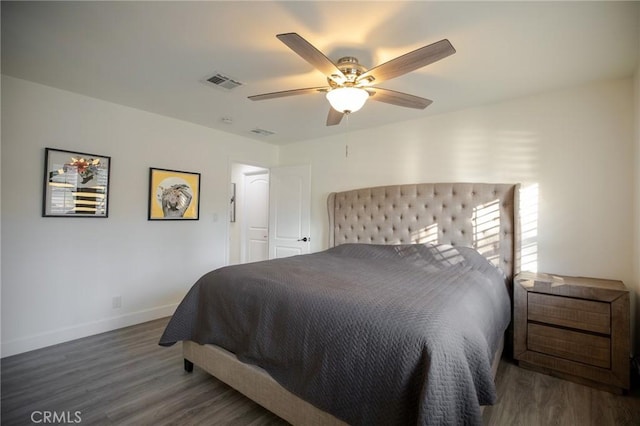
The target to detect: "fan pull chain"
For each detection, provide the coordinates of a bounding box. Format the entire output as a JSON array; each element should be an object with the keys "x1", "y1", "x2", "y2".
[{"x1": 345, "y1": 112, "x2": 350, "y2": 158}]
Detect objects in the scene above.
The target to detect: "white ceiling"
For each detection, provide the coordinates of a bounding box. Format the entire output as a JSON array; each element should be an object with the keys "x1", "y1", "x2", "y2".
[{"x1": 2, "y1": 1, "x2": 639, "y2": 145}]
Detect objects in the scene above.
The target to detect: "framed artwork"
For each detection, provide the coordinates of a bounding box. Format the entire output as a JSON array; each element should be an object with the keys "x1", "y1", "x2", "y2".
[
  {"x1": 230, "y1": 183, "x2": 236, "y2": 222},
  {"x1": 43, "y1": 147, "x2": 111, "y2": 217},
  {"x1": 148, "y1": 167, "x2": 200, "y2": 220}
]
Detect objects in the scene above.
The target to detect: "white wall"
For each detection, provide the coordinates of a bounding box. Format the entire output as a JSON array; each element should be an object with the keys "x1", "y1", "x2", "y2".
[
  {"x1": 280, "y1": 78, "x2": 637, "y2": 348},
  {"x1": 0, "y1": 76, "x2": 278, "y2": 357},
  {"x1": 2, "y1": 74, "x2": 637, "y2": 356}
]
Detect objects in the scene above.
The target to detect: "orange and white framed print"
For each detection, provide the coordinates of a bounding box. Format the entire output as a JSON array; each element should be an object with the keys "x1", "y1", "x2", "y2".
[
  {"x1": 43, "y1": 148, "x2": 111, "y2": 217},
  {"x1": 148, "y1": 167, "x2": 200, "y2": 220}
]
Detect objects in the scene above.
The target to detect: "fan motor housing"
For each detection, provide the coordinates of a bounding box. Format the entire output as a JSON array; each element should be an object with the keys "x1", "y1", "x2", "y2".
[{"x1": 328, "y1": 56, "x2": 369, "y2": 87}]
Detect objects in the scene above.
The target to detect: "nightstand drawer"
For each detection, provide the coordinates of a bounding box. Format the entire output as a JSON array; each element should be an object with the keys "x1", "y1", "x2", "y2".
[
  {"x1": 528, "y1": 323, "x2": 610, "y2": 368},
  {"x1": 528, "y1": 293, "x2": 610, "y2": 334}
]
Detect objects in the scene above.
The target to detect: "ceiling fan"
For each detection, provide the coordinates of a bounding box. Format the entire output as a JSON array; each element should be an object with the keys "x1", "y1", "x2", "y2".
[{"x1": 248, "y1": 33, "x2": 456, "y2": 126}]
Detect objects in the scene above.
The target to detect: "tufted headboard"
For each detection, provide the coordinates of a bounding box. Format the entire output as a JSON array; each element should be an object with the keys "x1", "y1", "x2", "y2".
[{"x1": 327, "y1": 183, "x2": 520, "y2": 283}]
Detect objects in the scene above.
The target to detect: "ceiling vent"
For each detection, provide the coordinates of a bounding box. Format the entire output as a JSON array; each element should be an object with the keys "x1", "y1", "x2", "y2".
[
  {"x1": 250, "y1": 128, "x2": 275, "y2": 137},
  {"x1": 206, "y1": 72, "x2": 243, "y2": 90}
]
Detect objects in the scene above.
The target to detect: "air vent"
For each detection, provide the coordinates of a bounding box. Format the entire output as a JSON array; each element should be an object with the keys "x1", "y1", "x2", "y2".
[
  {"x1": 206, "y1": 72, "x2": 243, "y2": 90},
  {"x1": 250, "y1": 128, "x2": 275, "y2": 137}
]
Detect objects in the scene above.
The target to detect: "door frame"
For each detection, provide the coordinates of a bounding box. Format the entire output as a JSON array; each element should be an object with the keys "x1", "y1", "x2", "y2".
[
  {"x1": 227, "y1": 160, "x2": 270, "y2": 266},
  {"x1": 226, "y1": 161, "x2": 311, "y2": 264}
]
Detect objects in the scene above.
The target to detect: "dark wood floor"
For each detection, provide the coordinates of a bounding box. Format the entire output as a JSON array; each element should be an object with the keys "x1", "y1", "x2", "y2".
[{"x1": 2, "y1": 317, "x2": 639, "y2": 425}]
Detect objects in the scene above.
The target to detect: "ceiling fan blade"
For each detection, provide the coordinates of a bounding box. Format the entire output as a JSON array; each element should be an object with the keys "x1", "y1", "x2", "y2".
[
  {"x1": 277, "y1": 33, "x2": 347, "y2": 84},
  {"x1": 356, "y1": 39, "x2": 455, "y2": 85},
  {"x1": 367, "y1": 87, "x2": 433, "y2": 109},
  {"x1": 248, "y1": 86, "x2": 329, "y2": 101},
  {"x1": 326, "y1": 107, "x2": 344, "y2": 126}
]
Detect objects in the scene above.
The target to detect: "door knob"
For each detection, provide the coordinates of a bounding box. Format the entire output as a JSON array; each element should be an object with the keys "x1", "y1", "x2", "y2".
[{"x1": 297, "y1": 237, "x2": 310, "y2": 242}]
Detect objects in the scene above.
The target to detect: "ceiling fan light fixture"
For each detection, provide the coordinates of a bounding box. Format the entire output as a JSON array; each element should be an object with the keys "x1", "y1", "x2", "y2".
[{"x1": 326, "y1": 87, "x2": 368, "y2": 114}]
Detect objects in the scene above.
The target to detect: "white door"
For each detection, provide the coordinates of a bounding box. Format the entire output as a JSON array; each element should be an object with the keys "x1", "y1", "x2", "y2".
[
  {"x1": 242, "y1": 171, "x2": 270, "y2": 263},
  {"x1": 268, "y1": 164, "x2": 311, "y2": 259}
]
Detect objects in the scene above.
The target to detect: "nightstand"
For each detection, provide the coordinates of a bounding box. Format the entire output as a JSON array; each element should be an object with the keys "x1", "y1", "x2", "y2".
[{"x1": 514, "y1": 271, "x2": 630, "y2": 394}]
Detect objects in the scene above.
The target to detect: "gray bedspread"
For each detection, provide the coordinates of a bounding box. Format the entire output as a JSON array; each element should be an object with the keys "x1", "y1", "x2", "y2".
[{"x1": 159, "y1": 243, "x2": 511, "y2": 425}]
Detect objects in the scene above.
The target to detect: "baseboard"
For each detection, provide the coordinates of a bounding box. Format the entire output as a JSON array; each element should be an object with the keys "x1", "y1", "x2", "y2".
[{"x1": 0, "y1": 303, "x2": 178, "y2": 358}]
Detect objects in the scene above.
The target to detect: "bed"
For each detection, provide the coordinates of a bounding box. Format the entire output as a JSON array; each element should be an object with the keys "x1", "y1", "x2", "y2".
[{"x1": 160, "y1": 182, "x2": 520, "y2": 425}]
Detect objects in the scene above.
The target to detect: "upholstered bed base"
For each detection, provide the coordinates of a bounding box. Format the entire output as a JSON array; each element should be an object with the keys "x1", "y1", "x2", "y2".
[
  {"x1": 183, "y1": 337, "x2": 504, "y2": 425},
  {"x1": 182, "y1": 182, "x2": 519, "y2": 425},
  {"x1": 183, "y1": 341, "x2": 347, "y2": 425}
]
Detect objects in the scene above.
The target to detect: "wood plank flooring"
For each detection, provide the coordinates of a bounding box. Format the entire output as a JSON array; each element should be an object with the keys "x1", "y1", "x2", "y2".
[
  {"x1": 2, "y1": 317, "x2": 639, "y2": 425},
  {"x1": 483, "y1": 358, "x2": 640, "y2": 425}
]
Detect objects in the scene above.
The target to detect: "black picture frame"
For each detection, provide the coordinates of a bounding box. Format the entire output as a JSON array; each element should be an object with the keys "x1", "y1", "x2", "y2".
[
  {"x1": 148, "y1": 167, "x2": 201, "y2": 220},
  {"x1": 230, "y1": 183, "x2": 236, "y2": 222},
  {"x1": 42, "y1": 148, "x2": 111, "y2": 218}
]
